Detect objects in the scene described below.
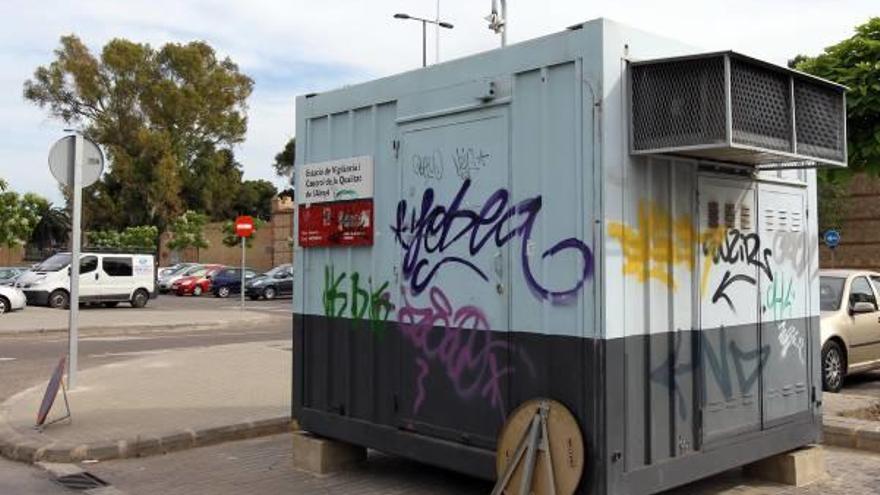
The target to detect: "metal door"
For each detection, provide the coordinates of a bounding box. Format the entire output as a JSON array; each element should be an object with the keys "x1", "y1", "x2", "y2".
[
  {"x1": 395, "y1": 106, "x2": 511, "y2": 448},
  {"x1": 698, "y1": 176, "x2": 762, "y2": 444},
  {"x1": 758, "y1": 183, "x2": 811, "y2": 425}
]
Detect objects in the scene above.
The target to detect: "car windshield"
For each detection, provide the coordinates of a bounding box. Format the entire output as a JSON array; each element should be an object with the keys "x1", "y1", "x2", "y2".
[
  {"x1": 0, "y1": 268, "x2": 19, "y2": 279},
  {"x1": 189, "y1": 267, "x2": 209, "y2": 277},
  {"x1": 34, "y1": 253, "x2": 71, "y2": 272},
  {"x1": 264, "y1": 265, "x2": 290, "y2": 277},
  {"x1": 181, "y1": 265, "x2": 203, "y2": 276},
  {"x1": 820, "y1": 276, "x2": 846, "y2": 311}
]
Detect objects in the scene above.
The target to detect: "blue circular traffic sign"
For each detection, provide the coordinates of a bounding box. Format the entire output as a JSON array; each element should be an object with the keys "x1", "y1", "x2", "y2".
[{"x1": 824, "y1": 230, "x2": 840, "y2": 249}]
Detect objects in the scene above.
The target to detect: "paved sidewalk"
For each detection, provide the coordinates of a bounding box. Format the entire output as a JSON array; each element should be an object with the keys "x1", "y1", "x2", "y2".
[
  {"x1": 0, "y1": 305, "x2": 277, "y2": 334},
  {"x1": 0, "y1": 341, "x2": 292, "y2": 463}
]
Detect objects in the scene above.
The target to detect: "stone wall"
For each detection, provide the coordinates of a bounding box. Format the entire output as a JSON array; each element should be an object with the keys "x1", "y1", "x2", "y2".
[
  {"x1": 819, "y1": 173, "x2": 880, "y2": 269},
  {"x1": 0, "y1": 245, "x2": 26, "y2": 267},
  {"x1": 158, "y1": 197, "x2": 295, "y2": 272}
]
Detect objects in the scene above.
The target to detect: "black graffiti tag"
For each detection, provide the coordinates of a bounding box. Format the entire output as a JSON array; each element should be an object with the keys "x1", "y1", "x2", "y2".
[{"x1": 705, "y1": 229, "x2": 773, "y2": 311}]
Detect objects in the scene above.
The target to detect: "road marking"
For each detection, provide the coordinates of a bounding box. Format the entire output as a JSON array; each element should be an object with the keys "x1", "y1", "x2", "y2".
[{"x1": 0, "y1": 357, "x2": 15, "y2": 362}]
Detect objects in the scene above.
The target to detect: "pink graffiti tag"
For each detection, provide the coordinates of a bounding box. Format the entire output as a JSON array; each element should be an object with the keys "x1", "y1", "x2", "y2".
[{"x1": 399, "y1": 287, "x2": 515, "y2": 419}]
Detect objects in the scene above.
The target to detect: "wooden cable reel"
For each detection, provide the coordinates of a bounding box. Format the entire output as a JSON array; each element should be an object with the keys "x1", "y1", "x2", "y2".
[{"x1": 492, "y1": 398, "x2": 585, "y2": 495}]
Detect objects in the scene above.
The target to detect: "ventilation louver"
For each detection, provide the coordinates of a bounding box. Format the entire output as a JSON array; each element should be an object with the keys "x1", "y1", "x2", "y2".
[{"x1": 630, "y1": 52, "x2": 847, "y2": 168}]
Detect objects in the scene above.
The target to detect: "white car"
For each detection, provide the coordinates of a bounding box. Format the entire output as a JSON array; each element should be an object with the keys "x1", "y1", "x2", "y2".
[
  {"x1": 0, "y1": 285, "x2": 27, "y2": 314},
  {"x1": 17, "y1": 252, "x2": 156, "y2": 309}
]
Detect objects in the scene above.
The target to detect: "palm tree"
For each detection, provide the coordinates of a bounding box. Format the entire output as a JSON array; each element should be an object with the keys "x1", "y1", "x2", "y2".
[{"x1": 29, "y1": 203, "x2": 70, "y2": 256}]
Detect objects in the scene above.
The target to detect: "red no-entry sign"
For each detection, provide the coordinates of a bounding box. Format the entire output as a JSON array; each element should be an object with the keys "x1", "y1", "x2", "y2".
[{"x1": 235, "y1": 215, "x2": 255, "y2": 238}]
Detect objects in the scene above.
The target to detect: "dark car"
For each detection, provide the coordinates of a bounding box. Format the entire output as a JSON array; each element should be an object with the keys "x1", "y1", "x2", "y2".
[
  {"x1": 245, "y1": 264, "x2": 293, "y2": 300},
  {"x1": 211, "y1": 267, "x2": 259, "y2": 298}
]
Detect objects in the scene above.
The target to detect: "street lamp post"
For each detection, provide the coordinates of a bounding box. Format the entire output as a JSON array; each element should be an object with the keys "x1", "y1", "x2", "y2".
[{"x1": 393, "y1": 13, "x2": 454, "y2": 68}]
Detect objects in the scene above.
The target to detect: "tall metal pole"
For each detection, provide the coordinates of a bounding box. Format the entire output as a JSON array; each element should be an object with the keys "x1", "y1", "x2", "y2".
[
  {"x1": 68, "y1": 135, "x2": 83, "y2": 389},
  {"x1": 435, "y1": 0, "x2": 440, "y2": 63},
  {"x1": 240, "y1": 236, "x2": 246, "y2": 310},
  {"x1": 500, "y1": 0, "x2": 507, "y2": 47},
  {"x1": 422, "y1": 20, "x2": 427, "y2": 68}
]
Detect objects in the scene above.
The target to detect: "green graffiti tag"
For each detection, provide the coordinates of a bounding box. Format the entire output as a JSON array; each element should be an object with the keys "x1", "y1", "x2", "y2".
[
  {"x1": 323, "y1": 265, "x2": 394, "y2": 335},
  {"x1": 764, "y1": 275, "x2": 795, "y2": 320}
]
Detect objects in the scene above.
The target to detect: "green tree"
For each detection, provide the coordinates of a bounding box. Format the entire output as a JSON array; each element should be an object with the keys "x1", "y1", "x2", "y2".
[
  {"x1": 221, "y1": 217, "x2": 266, "y2": 248},
  {"x1": 793, "y1": 17, "x2": 880, "y2": 173},
  {"x1": 88, "y1": 225, "x2": 158, "y2": 251},
  {"x1": 273, "y1": 137, "x2": 295, "y2": 178},
  {"x1": 167, "y1": 210, "x2": 209, "y2": 251},
  {"x1": 24, "y1": 35, "x2": 254, "y2": 230},
  {"x1": 0, "y1": 183, "x2": 49, "y2": 248},
  {"x1": 29, "y1": 203, "x2": 69, "y2": 250},
  {"x1": 235, "y1": 180, "x2": 278, "y2": 221},
  {"x1": 793, "y1": 17, "x2": 880, "y2": 233}
]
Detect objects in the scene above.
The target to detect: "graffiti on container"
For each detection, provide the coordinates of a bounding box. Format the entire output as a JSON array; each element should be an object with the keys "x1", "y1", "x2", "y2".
[
  {"x1": 391, "y1": 179, "x2": 593, "y2": 304},
  {"x1": 398, "y1": 286, "x2": 534, "y2": 419},
  {"x1": 653, "y1": 329, "x2": 769, "y2": 420},
  {"x1": 452, "y1": 147, "x2": 491, "y2": 181},
  {"x1": 411, "y1": 150, "x2": 444, "y2": 181},
  {"x1": 764, "y1": 275, "x2": 795, "y2": 320},
  {"x1": 323, "y1": 265, "x2": 394, "y2": 334},
  {"x1": 607, "y1": 200, "x2": 697, "y2": 290},
  {"x1": 777, "y1": 320, "x2": 806, "y2": 364},
  {"x1": 771, "y1": 231, "x2": 807, "y2": 272},
  {"x1": 702, "y1": 228, "x2": 774, "y2": 313}
]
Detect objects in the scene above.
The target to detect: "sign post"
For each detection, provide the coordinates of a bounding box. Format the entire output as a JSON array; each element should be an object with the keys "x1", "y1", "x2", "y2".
[
  {"x1": 824, "y1": 229, "x2": 840, "y2": 268},
  {"x1": 48, "y1": 135, "x2": 104, "y2": 389},
  {"x1": 234, "y1": 215, "x2": 255, "y2": 311}
]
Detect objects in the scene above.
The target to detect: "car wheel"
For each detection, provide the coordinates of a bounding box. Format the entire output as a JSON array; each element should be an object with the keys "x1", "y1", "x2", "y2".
[
  {"x1": 0, "y1": 296, "x2": 8, "y2": 315},
  {"x1": 193, "y1": 286, "x2": 203, "y2": 296},
  {"x1": 822, "y1": 340, "x2": 846, "y2": 393},
  {"x1": 131, "y1": 289, "x2": 149, "y2": 309},
  {"x1": 49, "y1": 290, "x2": 69, "y2": 309},
  {"x1": 218, "y1": 286, "x2": 230, "y2": 298},
  {"x1": 263, "y1": 286, "x2": 277, "y2": 300}
]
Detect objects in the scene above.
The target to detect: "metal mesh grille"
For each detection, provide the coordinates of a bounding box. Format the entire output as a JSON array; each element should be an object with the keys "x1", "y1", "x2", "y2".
[
  {"x1": 631, "y1": 57, "x2": 726, "y2": 150},
  {"x1": 795, "y1": 80, "x2": 845, "y2": 162},
  {"x1": 730, "y1": 59, "x2": 792, "y2": 151}
]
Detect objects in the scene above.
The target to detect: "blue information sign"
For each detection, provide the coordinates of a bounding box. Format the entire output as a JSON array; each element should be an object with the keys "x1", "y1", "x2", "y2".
[{"x1": 824, "y1": 229, "x2": 840, "y2": 249}]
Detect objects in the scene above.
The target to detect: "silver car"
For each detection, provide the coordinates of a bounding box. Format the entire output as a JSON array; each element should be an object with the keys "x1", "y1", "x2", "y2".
[{"x1": 820, "y1": 269, "x2": 880, "y2": 392}]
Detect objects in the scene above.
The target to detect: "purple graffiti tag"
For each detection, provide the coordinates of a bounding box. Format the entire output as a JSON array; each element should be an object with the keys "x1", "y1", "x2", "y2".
[
  {"x1": 413, "y1": 358, "x2": 429, "y2": 415},
  {"x1": 398, "y1": 286, "x2": 518, "y2": 420},
  {"x1": 391, "y1": 179, "x2": 593, "y2": 304}
]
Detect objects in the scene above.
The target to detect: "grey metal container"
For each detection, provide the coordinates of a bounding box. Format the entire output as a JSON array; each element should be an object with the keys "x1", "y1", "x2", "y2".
[{"x1": 293, "y1": 18, "x2": 842, "y2": 494}]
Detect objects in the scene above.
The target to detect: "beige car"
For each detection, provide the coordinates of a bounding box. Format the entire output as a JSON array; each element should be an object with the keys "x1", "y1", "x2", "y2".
[{"x1": 820, "y1": 269, "x2": 880, "y2": 392}]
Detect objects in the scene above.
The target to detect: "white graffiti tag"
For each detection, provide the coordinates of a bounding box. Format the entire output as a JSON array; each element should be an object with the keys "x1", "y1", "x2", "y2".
[{"x1": 777, "y1": 320, "x2": 805, "y2": 364}]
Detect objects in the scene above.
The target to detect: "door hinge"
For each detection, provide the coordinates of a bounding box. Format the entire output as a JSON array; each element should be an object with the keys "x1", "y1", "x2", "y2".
[{"x1": 392, "y1": 139, "x2": 400, "y2": 159}]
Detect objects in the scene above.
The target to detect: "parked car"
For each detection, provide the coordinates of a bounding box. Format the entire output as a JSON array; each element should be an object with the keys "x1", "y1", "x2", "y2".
[
  {"x1": 0, "y1": 284, "x2": 26, "y2": 314},
  {"x1": 172, "y1": 265, "x2": 224, "y2": 296},
  {"x1": 245, "y1": 264, "x2": 293, "y2": 300},
  {"x1": 0, "y1": 267, "x2": 25, "y2": 286},
  {"x1": 158, "y1": 264, "x2": 204, "y2": 293},
  {"x1": 211, "y1": 267, "x2": 258, "y2": 298},
  {"x1": 16, "y1": 252, "x2": 155, "y2": 309},
  {"x1": 158, "y1": 262, "x2": 198, "y2": 279},
  {"x1": 820, "y1": 269, "x2": 880, "y2": 392}
]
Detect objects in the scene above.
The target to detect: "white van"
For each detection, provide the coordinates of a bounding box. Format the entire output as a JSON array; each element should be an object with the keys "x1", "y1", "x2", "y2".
[{"x1": 17, "y1": 252, "x2": 156, "y2": 309}]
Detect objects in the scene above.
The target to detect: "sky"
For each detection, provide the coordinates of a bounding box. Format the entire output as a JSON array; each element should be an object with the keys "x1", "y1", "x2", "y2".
[{"x1": 0, "y1": 0, "x2": 875, "y2": 204}]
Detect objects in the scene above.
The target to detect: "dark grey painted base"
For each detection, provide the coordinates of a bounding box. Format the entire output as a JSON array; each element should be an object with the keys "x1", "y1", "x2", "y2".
[{"x1": 293, "y1": 314, "x2": 821, "y2": 495}]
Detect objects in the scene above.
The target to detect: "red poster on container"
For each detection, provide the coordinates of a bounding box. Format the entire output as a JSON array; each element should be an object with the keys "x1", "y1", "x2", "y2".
[{"x1": 298, "y1": 199, "x2": 374, "y2": 247}]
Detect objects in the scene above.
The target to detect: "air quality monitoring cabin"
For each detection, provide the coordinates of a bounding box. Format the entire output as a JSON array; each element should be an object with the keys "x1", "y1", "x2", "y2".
[{"x1": 292, "y1": 18, "x2": 846, "y2": 495}]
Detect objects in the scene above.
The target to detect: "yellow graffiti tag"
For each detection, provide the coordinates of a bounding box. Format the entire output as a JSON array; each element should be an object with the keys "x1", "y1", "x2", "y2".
[{"x1": 608, "y1": 201, "x2": 697, "y2": 290}]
